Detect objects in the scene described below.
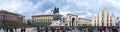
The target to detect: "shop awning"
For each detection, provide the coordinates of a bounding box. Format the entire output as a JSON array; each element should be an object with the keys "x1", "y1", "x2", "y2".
[{"x1": 34, "y1": 23, "x2": 51, "y2": 27}]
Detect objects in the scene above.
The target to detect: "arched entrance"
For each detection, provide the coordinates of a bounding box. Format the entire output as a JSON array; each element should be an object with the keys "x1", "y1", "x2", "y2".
[
  {"x1": 67, "y1": 13, "x2": 78, "y2": 26},
  {"x1": 72, "y1": 18, "x2": 75, "y2": 26}
]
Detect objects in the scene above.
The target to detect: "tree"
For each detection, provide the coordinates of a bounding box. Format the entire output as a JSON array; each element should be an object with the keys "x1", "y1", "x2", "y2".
[
  {"x1": 2, "y1": 22, "x2": 16, "y2": 28},
  {"x1": 27, "y1": 20, "x2": 32, "y2": 26},
  {"x1": 2, "y1": 22, "x2": 28, "y2": 28}
]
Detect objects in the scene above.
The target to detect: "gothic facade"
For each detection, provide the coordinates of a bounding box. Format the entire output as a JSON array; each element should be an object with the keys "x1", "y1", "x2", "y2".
[{"x1": 92, "y1": 8, "x2": 116, "y2": 26}]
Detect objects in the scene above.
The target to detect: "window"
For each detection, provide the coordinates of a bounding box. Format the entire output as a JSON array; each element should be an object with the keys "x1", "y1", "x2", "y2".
[
  {"x1": 110, "y1": 23, "x2": 112, "y2": 26},
  {"x1": 107, "y1": 23, "x2": 108, "y2": 26},
  {"x1": 102, "y1": 23, "x2": 104, "y2": 26},
  {"x1": 94, "y1": 23, "x2": 96, "y2": 26}
]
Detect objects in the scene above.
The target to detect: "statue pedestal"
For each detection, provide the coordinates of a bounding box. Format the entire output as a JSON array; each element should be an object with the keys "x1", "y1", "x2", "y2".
[{"x1": 49, "y1": 20, "x2": 65, "y2": 26}]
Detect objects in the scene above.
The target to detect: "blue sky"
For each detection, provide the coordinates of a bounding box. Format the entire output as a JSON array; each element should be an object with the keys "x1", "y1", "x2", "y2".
[{"x1": 0, "y1": 0, "x2": 120, "y2": 21}]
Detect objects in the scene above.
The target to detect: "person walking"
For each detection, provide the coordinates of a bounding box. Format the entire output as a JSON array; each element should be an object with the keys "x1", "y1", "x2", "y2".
[
  {"x1": 21, "y1": 28, "x2": 23, "y2": 32},
  {"x1": 5, "y1": 27, "x2": 9, "y2": 32},
  {"x1": 37, "y1": 27, "x2": 40, "y2": 32},
  {"x1": 23, "y1": 28, "x2": 26, "y2": 32},
  {"x1": 21, "y1": 28, "x2": 26, "y2": 32},
  {"x1": 83, "y1": 27, "x2": 86, "y2": 32},
  {"x1": 88, "y1": 27, "x2": 93, "y2": 32},
  {"x1": 111, "y1": 27, "x2": 118, "y2": 32},
  {"x1": 10, "y1": 28, "x2": 13, "y2": 32},
  {"x1": 14, "y1": 27, "x2": 17, "y2": 32},
  {"x1": 114, "y1": 27, "x2": 118, "y2": 32},
  {"x1": 3, "y1": 27, "x2": 8, "y2": 32},
  {"x1": 88, "y1": 28, "x2": 93, "y2": 32},
  {"x1": 102, "y1": 28, "x2": 107, "y2": 32}
]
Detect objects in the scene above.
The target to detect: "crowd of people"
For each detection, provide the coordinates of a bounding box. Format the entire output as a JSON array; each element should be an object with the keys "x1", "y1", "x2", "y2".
[
  {"x1": 0, "y1": 27, "x2": 26, "y2": 32},
  {"x1": 0, "y1": 26, "x2": 119, "y2": 32},
  {"x1": 36, "y1": 26, "x2": 120, "y2": 32},
  {"x1": 87, "y1": 26, "x2": 119, "y2": 32}
]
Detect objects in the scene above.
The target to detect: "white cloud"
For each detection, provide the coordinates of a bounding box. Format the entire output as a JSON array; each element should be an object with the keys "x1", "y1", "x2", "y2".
[
  {"x1": 0, "y1": 0, "x2": 43, "y2": 14},
  {"x1": 86, "y1": 12, "x2": 94, "y2": 16},
  {"x1": 43, "y1": 9, "x2": 53, "y2": 14},
  {"x1": 0, "y1": 0, "x2": 120, "y2": 20},
  {"x1": 78, "y1": 12, "x2": 94, "y2": 19},
  {"x1": 59, "y1": 5, "x2": 72, "y2": 15},
  {"x1": 0, "y1": 0, "x2": 21, "y2": 12},
  {"x1": 103, "y1": 0, "x2": 120, "y2": 8},
  {"x1": 0, "y1": 0, "x2": 44, "y2": 19},
  {"x1": 78, "y1": 15, "x2": 86, "y2": 18}
]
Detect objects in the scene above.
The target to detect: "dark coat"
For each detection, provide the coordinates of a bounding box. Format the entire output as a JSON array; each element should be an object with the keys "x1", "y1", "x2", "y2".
[
  {"x1": 10, "y1": 29, "x2": 13, "y2": 32},
  {"x1": 112, "y1": 28, "x2": 118, "y2": 32},
  {"x1": 88, "y1": 28, "x2": 93, "y2": 32}
]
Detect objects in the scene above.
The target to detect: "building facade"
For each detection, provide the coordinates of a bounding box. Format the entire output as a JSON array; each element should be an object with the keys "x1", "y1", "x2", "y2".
[
  {"x1": 0, "y1": 10, "x2": 24, "y2": 26},
  {"x1": 57, "y1": 13, "x2": 92, "y2": 26},
  {"x1": 32, "y1": 13, "x2": 93, "y2": 27},
  {"x1": 92, "y1": 8, "x2": 116, "y2": 26},
  {"x1": 32, "y1": 14, "x2": 63, "y2": 23},
  {"x1": 77, "y1": 18, "x2": 92, "y2": 26}
]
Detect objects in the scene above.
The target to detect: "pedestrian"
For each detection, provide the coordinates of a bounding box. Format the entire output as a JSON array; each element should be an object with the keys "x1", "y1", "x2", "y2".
[
  {"x1": 88, "y1": 27, "x2": 93, "y2": 32},
  {"x1": 10, "y1": 28, "x2": 13, "y2": 32},
  {"x1": 3, "y1": 27, "x2": 8, "y2": 32},
  {"x1": 114, "y1": 27, "x2": 118, "y2": 32},
  {"x1": 23, "y1": 28, "x2": 26, "y2": 32},
  {"x1": 14, "y1": 27, "x2": 17, "y2": 32},
  {"x1": 99, "y1": 27, "x2": 102, "y2": 32},
  {"x1": 37, "y1": 27, "x2": 40, "y2": 32},
  {"x1": 111, "y1": 27, "x2": 117, "y2": 32},
  {"x1": 88, "y1": 28, "x2": 93, "y2": 32},
  {"x1": 102, "y1": 28, "x2": 107, "y2": 32},
  {"x1": 78, "y1": 27, "x2": 82, "y2": 32},
  {"x1": 83, "y1": 28, "x2": 86, "y2": 32},
  {"x1": 21, "y1": 28, "x2": 23, "y2": 32},
  {"x1": 0, "y1": 27, "x2": 1, "y2": 30},
  {"x1": 60, "y1": 30, "x2": 64, "y2": 32},
  {"x1": 108, "y1": 27, "x2": 112, "y2": 32},
  {"x1": 6, "y1": 28, "x2": 9, "y2": 32},
  {"x1": 21, "y1": 28, "x2": 25, "y2": 32}
]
